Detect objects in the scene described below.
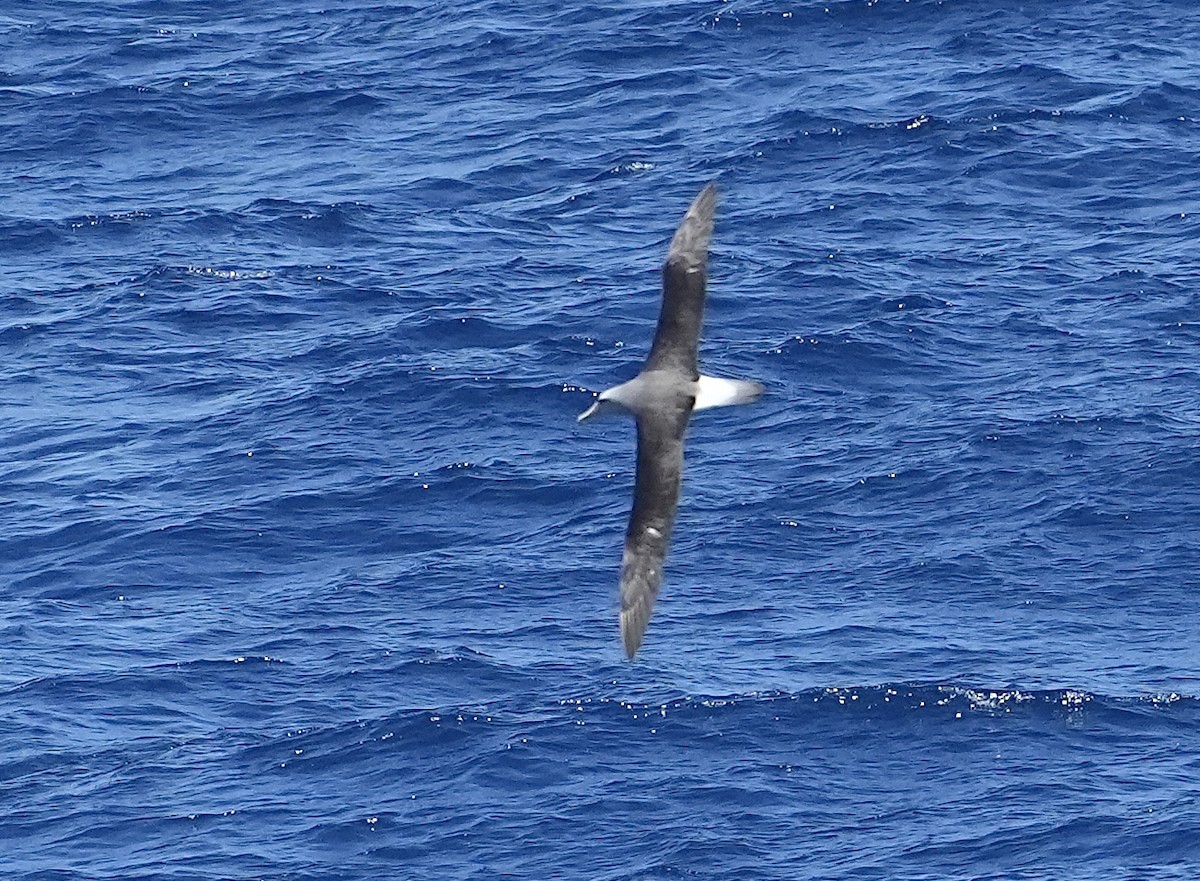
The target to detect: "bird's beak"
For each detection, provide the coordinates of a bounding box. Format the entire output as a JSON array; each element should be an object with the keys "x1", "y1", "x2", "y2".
[{"x1": 577, "y1": 401, "x2": 601, "y2": 422}]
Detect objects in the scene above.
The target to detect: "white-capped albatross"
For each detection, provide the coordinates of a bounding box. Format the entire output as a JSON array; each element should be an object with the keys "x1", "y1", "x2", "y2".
[{"x1": 578, "y1": 181, "x2": 763, "y2": 658}]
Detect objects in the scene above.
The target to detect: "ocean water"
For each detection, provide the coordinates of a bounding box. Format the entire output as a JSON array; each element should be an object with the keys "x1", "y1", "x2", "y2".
[{"x1": 3, "y1": 0, "x2": 1200, "y2": 878}]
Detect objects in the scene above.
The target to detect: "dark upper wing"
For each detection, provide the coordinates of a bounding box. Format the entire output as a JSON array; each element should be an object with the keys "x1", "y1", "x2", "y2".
[
  {"x1": 644, "y1": 182, "x2": 717, "y2": 378},
  {"x1": 618, "y1": 402, "x2": 692, "y2": 658}
]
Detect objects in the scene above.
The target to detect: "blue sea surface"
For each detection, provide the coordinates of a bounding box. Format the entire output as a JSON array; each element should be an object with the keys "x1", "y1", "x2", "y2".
[{"x1": 3, "y1": 1, "x2": 1200, "y2": 878}]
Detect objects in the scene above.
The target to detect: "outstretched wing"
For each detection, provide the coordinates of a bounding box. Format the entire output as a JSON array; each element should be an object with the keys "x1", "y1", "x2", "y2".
[
  {"x1": 619, "y1": 404, "x2": 691, "y2": 657},
  {"x1": 644, "y1": 182, "x2": 717, "y2": 378}
]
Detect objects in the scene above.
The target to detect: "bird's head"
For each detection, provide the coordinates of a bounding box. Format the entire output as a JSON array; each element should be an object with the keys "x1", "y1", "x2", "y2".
[{"x1": 577, "y1": 385, "x2": 635, "y2": 422}]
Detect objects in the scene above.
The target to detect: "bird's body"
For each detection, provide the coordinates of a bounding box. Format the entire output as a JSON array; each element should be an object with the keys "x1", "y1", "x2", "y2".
[{"x1": 578, "y1": 182, "x2": 763, "y2": 657}]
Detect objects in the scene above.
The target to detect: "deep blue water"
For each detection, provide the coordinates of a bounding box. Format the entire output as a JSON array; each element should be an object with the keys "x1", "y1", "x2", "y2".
[{"x1": 4, "y1": 1, "x2": 1200, "y2": 878}]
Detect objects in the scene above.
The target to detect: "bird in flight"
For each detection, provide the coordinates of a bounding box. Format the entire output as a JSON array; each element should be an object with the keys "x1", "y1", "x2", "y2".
[{"x1": 578, "y1": 182, "x2": 763, "y2": 657}]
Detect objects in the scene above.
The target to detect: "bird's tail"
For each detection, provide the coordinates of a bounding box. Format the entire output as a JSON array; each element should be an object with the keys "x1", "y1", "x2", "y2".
[{"x1": 693, "y1": 376, "x2": 764, "y2": 411}]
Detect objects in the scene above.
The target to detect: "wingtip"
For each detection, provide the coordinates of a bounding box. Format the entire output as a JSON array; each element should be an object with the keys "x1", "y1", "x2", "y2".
[
  {"x1": 668, "y1": 181, "x2": 719, "y2": 266},
  {"x1": 620, "y1": 614, "x2": 644, "y2": 659},
  {"x1": 692, "y1": 180, "x2": 718, "y2": 214}
]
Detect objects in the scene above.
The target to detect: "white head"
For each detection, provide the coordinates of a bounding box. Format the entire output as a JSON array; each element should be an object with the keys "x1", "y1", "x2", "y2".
[
  {"x1": 577, "y1": 381, "x2": 639, "y2": 422},
  {"x1": 578, "y1": 394, "x2": 623, "y2": 422}
]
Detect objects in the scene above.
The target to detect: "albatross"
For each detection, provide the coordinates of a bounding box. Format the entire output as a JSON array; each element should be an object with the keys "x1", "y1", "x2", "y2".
[{"x1": 578, "y1": 182, "x2": 764, "y2": 657}]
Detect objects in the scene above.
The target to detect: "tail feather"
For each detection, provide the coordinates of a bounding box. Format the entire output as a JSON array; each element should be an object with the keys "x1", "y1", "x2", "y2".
[{"x1": 693, "y1": 376, "x2": 764, "y2": 411}]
